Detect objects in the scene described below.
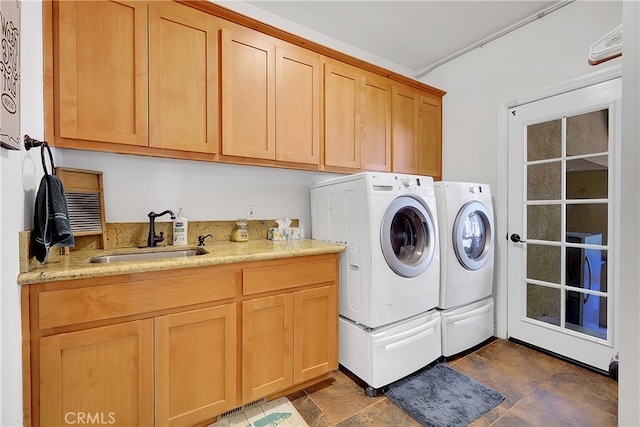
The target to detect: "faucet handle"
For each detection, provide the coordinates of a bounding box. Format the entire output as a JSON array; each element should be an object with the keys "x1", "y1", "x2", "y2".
[{"x1": 198, "y1": 234, "x2": 213, "y2": 246}]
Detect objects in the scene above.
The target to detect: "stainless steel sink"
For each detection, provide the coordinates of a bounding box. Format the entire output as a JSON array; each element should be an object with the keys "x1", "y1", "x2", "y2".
[{"x1": 89, "y1": 248, "x2": 208, "y2": 263}]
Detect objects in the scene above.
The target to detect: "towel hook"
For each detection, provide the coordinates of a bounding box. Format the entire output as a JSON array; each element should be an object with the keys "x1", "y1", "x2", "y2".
[
  {"x1": 25, "y1": 135, "x2": 56, "y2": 176},
  {"x1": 24, "y1": 134, "x2": 47, "y2": 151}
]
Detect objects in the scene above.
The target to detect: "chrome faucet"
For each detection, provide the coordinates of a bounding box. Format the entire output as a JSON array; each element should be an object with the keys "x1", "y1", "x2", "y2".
[{"x1": 147, "y1": 210, "x2": 175, "y2": 247}]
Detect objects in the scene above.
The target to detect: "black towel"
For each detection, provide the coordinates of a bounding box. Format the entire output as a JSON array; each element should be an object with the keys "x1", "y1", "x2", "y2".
[{"x1": 33, "y1": 174, "x2": 75, "y2": 263}]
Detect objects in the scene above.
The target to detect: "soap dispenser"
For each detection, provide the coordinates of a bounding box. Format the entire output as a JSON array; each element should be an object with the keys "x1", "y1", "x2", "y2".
[{"x1": 173, "y1": 208, "x2": 188, "y2": 246}]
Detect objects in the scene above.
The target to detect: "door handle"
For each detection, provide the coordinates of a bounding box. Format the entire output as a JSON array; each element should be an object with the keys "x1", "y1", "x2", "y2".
[{"x1": 510, "y1": 233, "x2": 527, "y2": 243}]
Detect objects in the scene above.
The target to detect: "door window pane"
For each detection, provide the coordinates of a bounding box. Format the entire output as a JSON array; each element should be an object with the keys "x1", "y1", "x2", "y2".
[
  {"x1": 566, "y1": 205, "x2": 608, "y2": 245},
  {"x1": 527, "y1": 204, "x2": 561, "y2": 241},
  {"x1": 567, "y1": 109, "x2": 608, "y2": 156},
  {"x1": 527, "y1": 283, "x2": 560, "y2": 326},
  {"x1": 528, "y1": 162, "x2": 561, "y2": 200},
  {"x1": 527, "y1": 119, "x2": 561, "y2": 161},
  {"x1": 566, "y1": 290, "x2": 607, "y2": 339},
  {"x1": 527, "y1": 244, "x2": 561, "y2": 283},
  {"x1": 566, "y1": 156, "x2": 608, "y2": 199},
  {"x1": 566, "y1": 246, "x2": 606, "y2": 292}
]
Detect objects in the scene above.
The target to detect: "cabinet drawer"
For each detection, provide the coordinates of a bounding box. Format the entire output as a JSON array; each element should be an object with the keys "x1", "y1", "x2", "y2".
[
  {"x1": 39, "y1": 269, "x2": 237, "y2": 329},
  {"x1": 243, "y1": 258, "x2": 336, "y2": 295}
]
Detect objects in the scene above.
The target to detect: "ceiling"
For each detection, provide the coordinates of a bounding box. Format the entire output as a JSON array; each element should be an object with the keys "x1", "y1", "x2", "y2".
[{"x1": 246, "y1": 1, "x2": 562, "y2": 77}]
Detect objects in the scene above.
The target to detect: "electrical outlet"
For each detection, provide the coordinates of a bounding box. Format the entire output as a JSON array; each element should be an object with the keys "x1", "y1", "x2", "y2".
[{"x1": 247, "y1": 205, "x2": 256, "y2": 219}]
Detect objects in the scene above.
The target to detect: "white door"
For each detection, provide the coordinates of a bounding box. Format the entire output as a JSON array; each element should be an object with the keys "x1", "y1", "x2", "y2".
[{"x1": 507, "y1": 78, "x2": 621, "y2": 371}]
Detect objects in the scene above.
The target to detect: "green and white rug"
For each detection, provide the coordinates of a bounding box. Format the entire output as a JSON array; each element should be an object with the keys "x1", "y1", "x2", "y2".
[{"x1": 208, "y1": 397, "x2": 308, "y2": 427}]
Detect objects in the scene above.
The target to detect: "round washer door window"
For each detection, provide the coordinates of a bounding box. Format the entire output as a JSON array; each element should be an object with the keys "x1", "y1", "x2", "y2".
[
  {"x1": 454, "y1": 201, "x2": 492, "y2": 271},
  {"x1": 380, "y1": 195, "x2": 436, "y2": 278}
]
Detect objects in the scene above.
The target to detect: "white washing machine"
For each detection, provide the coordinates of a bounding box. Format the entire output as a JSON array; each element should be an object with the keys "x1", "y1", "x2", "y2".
[
  {"x1": 311, "y1": 172, "x2": 441, "y2": 391},
  {"x1": 311, "y1": 172, "x2": 441, "y2": 328},
  {"x1": 435, "y1": 181, "x2": 495, "y2": 357}
]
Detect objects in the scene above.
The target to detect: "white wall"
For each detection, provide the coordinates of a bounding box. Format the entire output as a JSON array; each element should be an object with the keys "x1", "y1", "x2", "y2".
[
  {"x1": 57, "y1": 150, "x2": 340, "y2": 233},
  {"x1": 619, "y1": 1, "x2": 640, "y2": 424},
  {"x1": 1, "y1": 2, "x2": 45, "y2": 425}
]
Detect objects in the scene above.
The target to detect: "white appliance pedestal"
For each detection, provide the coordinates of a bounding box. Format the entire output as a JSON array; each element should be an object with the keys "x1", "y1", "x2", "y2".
[
  {"x1": 338, "y1": 310, "x2": 441, "y2": 395},
  {"x1": 440, "y1": 297, "x2": 494, "y2": 357}
]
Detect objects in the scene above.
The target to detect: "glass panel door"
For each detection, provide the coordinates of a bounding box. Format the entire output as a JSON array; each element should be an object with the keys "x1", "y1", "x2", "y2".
[{"x1": 507, "y1": 78, "x2": 620, "y2": 371}]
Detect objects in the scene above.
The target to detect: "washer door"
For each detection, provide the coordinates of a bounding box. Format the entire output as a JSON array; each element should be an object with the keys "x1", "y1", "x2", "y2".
[
  {"x1": 381, "y1": 195, "x2": 436, "y2": 278},
  {"x1": 453, "y1": 201, "x2": 492, "y2": 271}
]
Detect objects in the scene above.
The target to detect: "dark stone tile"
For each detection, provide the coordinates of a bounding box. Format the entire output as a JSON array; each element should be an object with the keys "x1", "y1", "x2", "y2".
[
  {"x1": 303, "y1": 369, "x2": 384, "y2": 424},
  {"x1": 538, "y1": 363, "x2": 618, "y2": 417},
  {"x1": 468, "y1": 401, "x2": 509, "y2": 427},
  {"x1": 449, "y1": 339, "x2": 567, "y2": 408},
  {"x1": 287, "y1": 390, "x2": 333, "y2": 427},
  {"x1": 491, "y1": 412, "x2": 535, "y2": 427},
  {"x1": 335, "y1": 398, "x2": 420, "y2": 427},
  {"x1": 508, "y1": 387, "x2": 617, "y2": 426}
]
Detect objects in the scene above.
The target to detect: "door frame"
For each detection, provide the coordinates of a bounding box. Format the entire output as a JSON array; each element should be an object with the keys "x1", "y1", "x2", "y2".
[{"x1": 495, "y1": 65, "x2": 622, "y2": 340}]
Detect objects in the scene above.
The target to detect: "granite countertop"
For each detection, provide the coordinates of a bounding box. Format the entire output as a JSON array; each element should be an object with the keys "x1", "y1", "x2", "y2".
[{"x1": 18, "y1": 239, "x2": 345, "y2": 285}]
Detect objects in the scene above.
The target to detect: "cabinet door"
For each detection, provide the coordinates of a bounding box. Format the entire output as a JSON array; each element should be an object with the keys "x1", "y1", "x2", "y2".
[
  {"x1": 40, "y1": 320, "x2": 153, "y2": 427},
  {"x1": 242, "y1": 294, "x2": 293, "y2": 401},
  {"x1": 56, "y1": 0, "x2": 148, "y2": 146},
  {"x1": 149, "y1": 2, "x2": 219, "y2": 154},
  {"x1": 361, "y1": 73, "x2": 391, "y2": 171},
  {"x1": 417, "y1": 93, "x2": 443, "y2": 179},
  {"x1": 391, "y1": 84, "x2": 419, "y2": 174},
  {"x1": 324, "y1": 60, "x2": 360, "y2": 169},
  {"x1": 221, "y1": 25, "x2": 276, "y2": 159},
  {"x1": 294, "y1": 285, "x2": 338, "y2": 383},
  {"x1": 155, "y1": 304, "x2": 237, "y2": 426},
  {"x1": 275, "y1": 44, "x2": 321, "y2": 165}
]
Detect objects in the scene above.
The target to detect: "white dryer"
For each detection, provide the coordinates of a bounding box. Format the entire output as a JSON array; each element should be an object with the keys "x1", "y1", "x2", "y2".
[
  {"x1": 435, "y1": 181, "x2": 495, "y2": 356},
  {"x1": 311, "y1": 172, "x2": 440, "y2": 328}
]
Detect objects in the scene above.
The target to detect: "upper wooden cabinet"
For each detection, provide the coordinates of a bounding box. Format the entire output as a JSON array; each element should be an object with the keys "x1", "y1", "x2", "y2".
[
  {"x1": 324, "y1": 60, "x2": 360, "y2": 170},
  {"x1": 55, "y1": 0, "x2": 149, "y2": 147},
  {"x1": 47, "y1": 1, "x2": 442, "y2": 174},
  {"x1": 275, "y1": 45, "x2": 321, "y2": 165},
  {"x1": 391, "y1": 83, "x2": 443, "y2": 179},
  {"x1": 417, "y1": 92, "x2": 443, "y2": 178},
  {"x1": 221, "y1": 23, "x2": 320, "y2": 166},
  {"x1": 324, "y1": 60, "x2": 391, "y2": 172},
  {"x1": 221, "y1": 24, "x2": 275, "y2": 160},
  {"x1": 360, "y1": 72, "x2": 392, "y2": 172},
  {"x1": 54, "y1": 0, "x2": 219, "y2": 155},
  {"x1": 149, "y1": 1, "x2": 220, "y2": 154}
]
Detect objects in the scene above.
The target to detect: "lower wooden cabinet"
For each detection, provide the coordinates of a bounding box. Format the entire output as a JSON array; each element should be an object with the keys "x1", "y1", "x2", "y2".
[
  {"x1": 24, "y1": 254, "x2": 339, "y2": 427},
  {"x1": 155, "y1": 304, "x2": 237, "y2": 426},
  {"x1": 39, "y1": 320, "x2": 155, "y2": 427},
  {"x1": 242, "y1": 294, "x2": 294, "y2": 400},
  {"x1": 241, "y1": 285, "x2": 337, "y2": 402},
  {"x1": 293, "y1": 286, "x2": 338, "y2": 383}
]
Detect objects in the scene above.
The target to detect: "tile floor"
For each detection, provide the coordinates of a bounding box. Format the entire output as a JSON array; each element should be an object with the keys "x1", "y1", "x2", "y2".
[{"x1": 286, "y1": 339, "x2": 618, "y2": 426}]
